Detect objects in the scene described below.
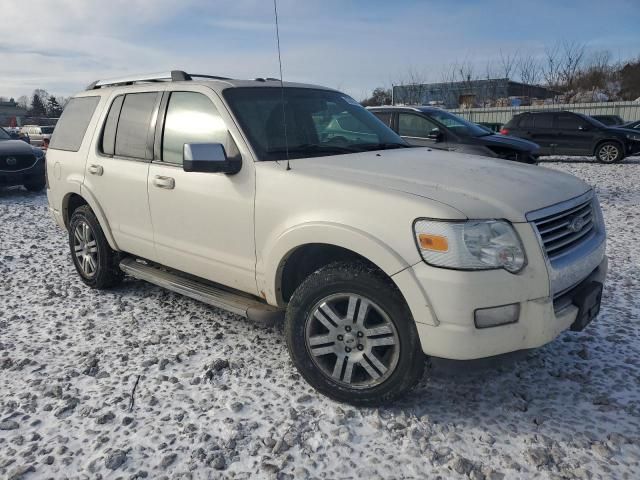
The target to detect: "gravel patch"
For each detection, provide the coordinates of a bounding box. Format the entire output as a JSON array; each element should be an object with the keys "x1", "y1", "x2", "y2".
[{"x1": 1, "y1": 157, "x2": 639, "y2": 478}]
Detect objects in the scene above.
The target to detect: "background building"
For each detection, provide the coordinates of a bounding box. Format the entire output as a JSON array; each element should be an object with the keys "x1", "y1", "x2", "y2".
[
  {"x1": 392, "y1": 78, "x2": 557, "y2": 108},
  {"x1": 0, "y1": 99, "x2": 28, "y2": 127}
]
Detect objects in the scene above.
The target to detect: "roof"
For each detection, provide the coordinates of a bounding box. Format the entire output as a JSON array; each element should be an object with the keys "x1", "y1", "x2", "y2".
[{"x1": 80, "y1": 70, "x2": 335, "y2": 96}]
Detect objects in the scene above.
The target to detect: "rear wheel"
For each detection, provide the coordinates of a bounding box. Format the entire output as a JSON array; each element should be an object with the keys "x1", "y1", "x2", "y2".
[
  {"x1": 285, "y1": 262, "x2": 424, "y2": 406},
  {"x1": 69, "y1": 205, "x2": 123, "y2": 289},
  {"x1": 596, "y1": 142, "x2": 624, "y2": 163}
]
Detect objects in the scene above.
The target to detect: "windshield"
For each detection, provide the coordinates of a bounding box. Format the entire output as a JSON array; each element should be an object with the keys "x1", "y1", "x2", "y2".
[
  {"x1": 0, "y1": 128, "x2": 10, "y2": 140},
  {"x1": 425, "y1": 110, "x2": 491, "y2": 137},
  {"x1": 223, "y1": 87, "x2": 407, "y2": 161}
]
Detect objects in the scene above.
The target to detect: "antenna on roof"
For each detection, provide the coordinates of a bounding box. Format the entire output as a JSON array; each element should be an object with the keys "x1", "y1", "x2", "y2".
[{"x1": 273, "y1": 0, "x2": 290, "y2": 171}]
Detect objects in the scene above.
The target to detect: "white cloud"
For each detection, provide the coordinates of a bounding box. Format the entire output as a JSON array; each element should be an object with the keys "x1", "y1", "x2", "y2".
[{"x1": 0, "y1": 0, "x2": 637, "y2": 101}]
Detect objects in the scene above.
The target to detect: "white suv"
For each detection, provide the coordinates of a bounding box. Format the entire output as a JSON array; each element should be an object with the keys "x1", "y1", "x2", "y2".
[{"x1": 46, "y1": 71, "x2": 607, "y2": 405}]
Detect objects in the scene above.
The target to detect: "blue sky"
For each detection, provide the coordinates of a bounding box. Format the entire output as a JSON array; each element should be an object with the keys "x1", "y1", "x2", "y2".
[{"x1": 1, "y1": 0, "x2": 639, "y2": 100}]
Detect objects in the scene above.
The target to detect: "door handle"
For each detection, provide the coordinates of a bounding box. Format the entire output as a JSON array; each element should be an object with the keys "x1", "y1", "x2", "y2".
[
  {"x1": 153, "y1": 175, "x2": 175, "y2": 190},
  {"x1": 88, "y1": 164, "x2": 103, "y2": 176}
]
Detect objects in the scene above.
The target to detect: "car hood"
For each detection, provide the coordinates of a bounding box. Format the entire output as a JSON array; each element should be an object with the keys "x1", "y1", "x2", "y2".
[
  {"x1": 609, "y1": 126, "x2": 639, "y2": 135},
  {"x1": 0, "y1": 139, "x2": 38, "y2": 156},
  {"x1": 288, "y1": 148, "x2": 591, "y2": 222},
  {"x1": 476, "y1": 133, "x2": 539, "y2": 152}
]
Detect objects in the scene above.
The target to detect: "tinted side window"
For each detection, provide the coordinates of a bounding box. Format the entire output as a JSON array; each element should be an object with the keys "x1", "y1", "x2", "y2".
[
  {"x1": 519, "y1": 115, "x2": 534, "y2": 129},
  {"x1": 101, "y1": 95, "x2": 124, "y2": 155},
  {"x1": 534, "y1": 113, "x2": 554, "y2": 128},
  {"x1": 162, "y1": 92, "x2": 231, "y2": 165},
  {"x1": 398, "y1": 113, "x2": 438, "y2": 137},
  {"x1": 373, "y1": 112, "x2": 392, "y2": 128},
  {"x1": 557, "y1": 114, "x2": 585, "y2": 130},
  {"x1": 49, "y1": 96, "x2": 100, "y2": 152},
  {"x1": 115, "y1": 92, "x2": 158, "y2": 159}
]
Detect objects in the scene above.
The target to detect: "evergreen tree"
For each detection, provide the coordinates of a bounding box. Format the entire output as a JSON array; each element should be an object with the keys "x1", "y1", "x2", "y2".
[
  {"x1": 30, "y1": 93, "x2": 47, "y2": 116},
  {"x1": 47, "y1": 96, "x2": 63, "y2": 117}
]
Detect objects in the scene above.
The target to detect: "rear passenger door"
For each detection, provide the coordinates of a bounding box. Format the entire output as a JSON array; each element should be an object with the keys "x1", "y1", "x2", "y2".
[
  {"x1": 147, "y1": 87, "x2": 257, "y2": 295},
  {"x1": 83, "y1": 90, "x2": 160, "y2": 258}
]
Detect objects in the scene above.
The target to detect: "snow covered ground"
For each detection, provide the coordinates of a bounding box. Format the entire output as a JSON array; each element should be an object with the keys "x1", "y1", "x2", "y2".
[{"x1": 1, "y1": 157, "x2": 639, "y2": 480}]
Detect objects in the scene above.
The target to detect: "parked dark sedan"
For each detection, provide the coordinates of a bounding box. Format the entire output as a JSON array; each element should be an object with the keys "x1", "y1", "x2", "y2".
[
  {"x1": 0, "y1": 127, "x2": 46, "y2": 191},
  {"x1": 368, "y1": 106, "x2": 540, "y2": 164},
  {"x1": 502, "y1": 110, "x2": 640, "y2": 163}
]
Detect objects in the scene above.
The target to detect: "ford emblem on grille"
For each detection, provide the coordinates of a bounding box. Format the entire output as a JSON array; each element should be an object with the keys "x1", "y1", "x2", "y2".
[
  {"x1": 6, "y1": 156, "x2": 17, "y2": 166},
  {"x1": 568, "y1": 215, "x2": 586, "y2": 233}
]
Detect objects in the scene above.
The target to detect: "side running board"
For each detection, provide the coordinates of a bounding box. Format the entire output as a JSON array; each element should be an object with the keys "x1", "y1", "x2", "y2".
[{"x1": 119, "y1": 257, "x2": 283, "y2": 322}]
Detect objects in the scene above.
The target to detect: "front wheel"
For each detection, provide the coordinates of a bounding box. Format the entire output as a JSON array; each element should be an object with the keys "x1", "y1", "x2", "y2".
[
  {"x1": 285, "y1": 262, "x2": 424, "y2": 406},
  {"x1": 596, "y1": 142, "x2": 624, "y2": 163}
]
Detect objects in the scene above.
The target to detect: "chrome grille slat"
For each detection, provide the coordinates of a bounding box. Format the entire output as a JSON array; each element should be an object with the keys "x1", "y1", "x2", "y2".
[
  {"x1": 545, "y1": 224, "x2": 594, "y2": 253},
  {"x1": 531, "y1": 197, "x2": 596, "y2": 261},
  {"x1": 535, "y1": 203, "x2": 591, "y2": 227},
  {"x1": 542, "y1": 214, "x2": 593, "y2": 243}
]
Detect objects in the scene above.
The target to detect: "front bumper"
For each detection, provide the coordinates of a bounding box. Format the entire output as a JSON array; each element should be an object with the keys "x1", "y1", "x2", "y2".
[
  {"x1": 409, "y1": 257, "x2": 607, "y2": 359},
  {"x1": 0, "y1": 159, "x2": 44, "y2": 187}
]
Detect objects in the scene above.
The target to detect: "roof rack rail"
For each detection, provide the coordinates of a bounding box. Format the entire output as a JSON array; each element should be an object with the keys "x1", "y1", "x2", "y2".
[{"x1": 85, "y1": 70, "x2": 231, "y2": 90}]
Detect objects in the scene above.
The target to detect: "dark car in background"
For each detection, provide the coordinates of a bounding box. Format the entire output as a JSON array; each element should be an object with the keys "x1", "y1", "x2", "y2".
[
  {"x1": 591, "y1": 115, "x2": 624, "y2": 126},
  {"x1": 0, "y1": 127, "x2": 46, "y2": 191},
  {"x1": 369, "y1": 106, "x2": 540, "y2": 164},
  {"x1": 501, "y1": 110, "x2": 640, "y2": 163}
]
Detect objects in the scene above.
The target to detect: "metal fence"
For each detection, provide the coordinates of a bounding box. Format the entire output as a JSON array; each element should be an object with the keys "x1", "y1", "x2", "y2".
[{"x1": 449, "y1": 101, "x2": 640, "y2": 125}]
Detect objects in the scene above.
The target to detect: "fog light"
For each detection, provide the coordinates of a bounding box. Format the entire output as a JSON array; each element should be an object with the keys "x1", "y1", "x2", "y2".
[{"x1": 474, "y1": 303, "x2": 520, "y2": 329}]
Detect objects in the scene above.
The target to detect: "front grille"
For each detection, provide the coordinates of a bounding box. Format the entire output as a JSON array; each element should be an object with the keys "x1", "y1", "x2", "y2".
[
  {"x1": 0, "y1": 154, "x2": 37, "y2": 172},
  {"x1": 533, "y1": 198, "x2": 596, "y2": 261}
]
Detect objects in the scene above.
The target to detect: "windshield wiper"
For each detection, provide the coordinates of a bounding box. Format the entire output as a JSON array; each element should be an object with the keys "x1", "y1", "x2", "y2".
[
  {"x1": 266, "y1": 144, "x2": 359, "y2": 155},
  {"x1": 352, "y1": 142, "x2": 409, "y2": 151}
]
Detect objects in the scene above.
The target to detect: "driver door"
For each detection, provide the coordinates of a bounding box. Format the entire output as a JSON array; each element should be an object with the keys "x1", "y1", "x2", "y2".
[{"x1": 147, "y1": 87, "x2": 258, "y2": 295}]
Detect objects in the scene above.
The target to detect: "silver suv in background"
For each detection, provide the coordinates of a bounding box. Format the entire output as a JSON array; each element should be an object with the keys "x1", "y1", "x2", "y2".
[{"x1": 20, "y1": 125, "x2": 55, "y2": 147}]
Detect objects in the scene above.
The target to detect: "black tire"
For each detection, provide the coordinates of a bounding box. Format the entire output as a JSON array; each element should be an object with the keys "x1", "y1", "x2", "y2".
[
  {"x1": 24, "y1": 179, "x2": 46, "y2": 192},
  {"x1": 68, "y1": 205, "x2": 123, "y2": 289},
  {"x1": 595, "y1": 141, "x2": 624, "y2": 164},
  {"x1": 285, "y1": 261, "x2": 424, "y2": 406}
]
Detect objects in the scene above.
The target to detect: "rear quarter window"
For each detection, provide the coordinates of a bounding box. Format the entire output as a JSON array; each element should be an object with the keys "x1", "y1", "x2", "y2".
[{"x1": 49, "y1": 96, "x2": 100, "y2": 152}]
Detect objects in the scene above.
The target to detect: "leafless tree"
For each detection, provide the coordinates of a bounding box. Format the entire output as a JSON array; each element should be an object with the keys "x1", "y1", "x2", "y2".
[
  {"x1": 499, "y1": 49, "x2": 519, "y2": 79},
  {"x1": 543, "y1": 44, "x2": 563, "y2": 90},
  {"x1": 16, "y1": 95, "x2": 29, "y2": 110},
  {"x1": 518, "y1": 54, "x2": 542, "y2": 98},
  {"x1": 559, "y1": 40, "x2": 586, "y2": 89}
]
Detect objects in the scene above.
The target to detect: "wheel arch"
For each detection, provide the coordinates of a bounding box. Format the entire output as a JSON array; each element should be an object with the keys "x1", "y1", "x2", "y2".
[
  {"x1": 62, "y1": 189, "x2": 119, "y2": 250},
  {"x1": 593, "y1": 138, "x2": 624, "y2": 158},
  {"x1": 264, "y1": 222, "x2": 415, "y2": 307}
]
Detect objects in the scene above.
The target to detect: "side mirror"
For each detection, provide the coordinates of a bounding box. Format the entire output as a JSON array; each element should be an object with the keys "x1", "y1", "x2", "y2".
[
  {"x1": 427, "y1": 128, "x2": 444, "y2": 142},
  {"x1": 183, "y1": 143, "x2": 241, "y2": 174}
]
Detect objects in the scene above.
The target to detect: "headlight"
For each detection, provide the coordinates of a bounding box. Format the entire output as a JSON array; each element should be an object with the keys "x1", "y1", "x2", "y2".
[
  {"x1": 626, "y1": 134, "x2": 640, "y2": 142},
  {"x1": 413, "y1": 219, "x2": 526, "y2": 273}
]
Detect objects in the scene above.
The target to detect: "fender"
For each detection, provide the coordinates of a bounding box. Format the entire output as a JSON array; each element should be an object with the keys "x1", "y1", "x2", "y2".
[
  {"x1": 261, "y1": 221, "x2": 412, "y2": 306},
  {"x1": 63, "y1": 185, "x2": 120, "y2": 251}
]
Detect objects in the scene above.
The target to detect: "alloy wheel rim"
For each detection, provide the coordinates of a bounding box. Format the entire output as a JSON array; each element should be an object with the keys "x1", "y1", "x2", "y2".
[
  {"x1": 73, "y1": 221, "x2": 98, "y2": 277},
  {"x1": 304, "y1": 293, "x2": 400, "y2": 389},
  {"x1": 600, "y1": 145, "x2": 618, "y2": 162}
]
